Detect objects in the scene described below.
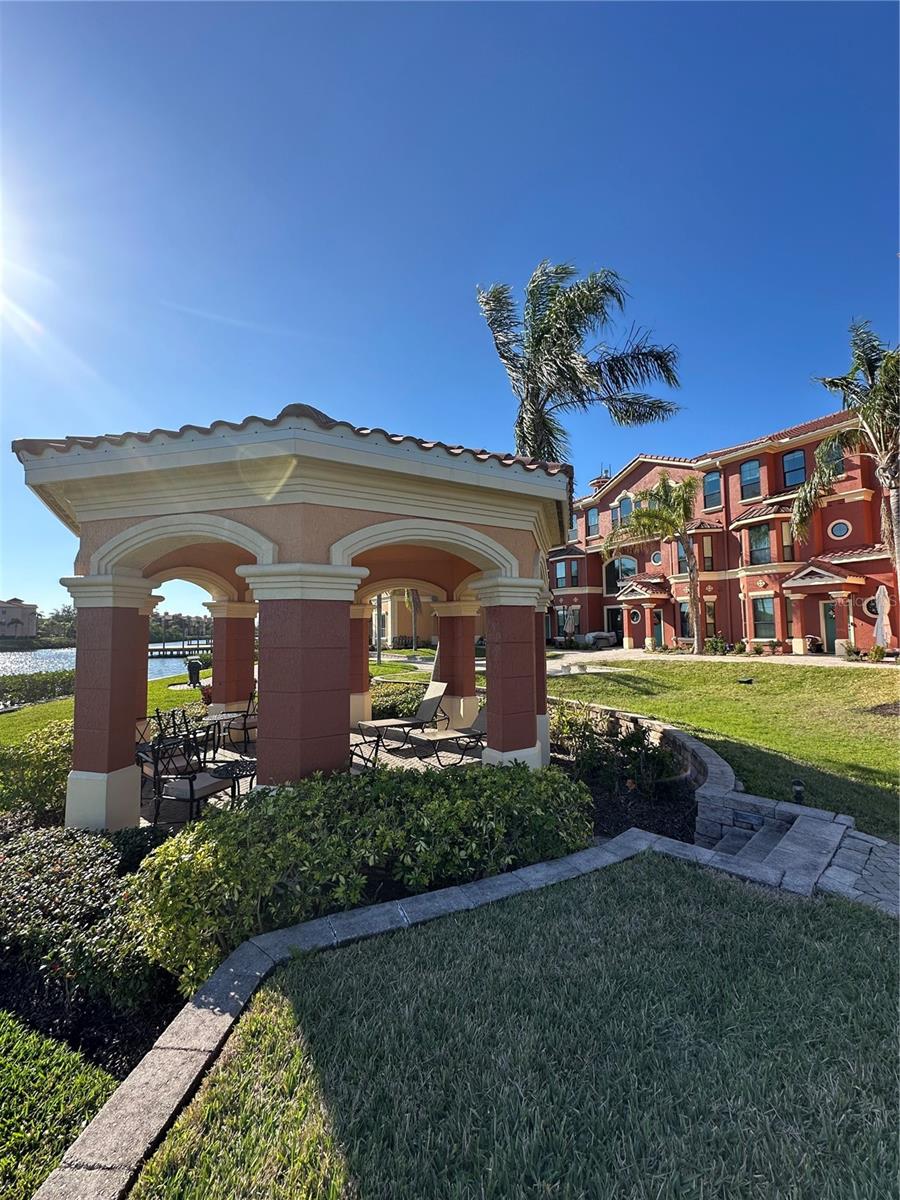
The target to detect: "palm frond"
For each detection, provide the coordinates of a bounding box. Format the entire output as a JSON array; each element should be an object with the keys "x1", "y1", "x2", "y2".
[
  {"x1": 848, "y1": 319, "x2": 887, "y2": 388},
  {"x1": 476, "y1": 284, "x2": 523, "y2": 388},
  {"x1": 598, "y1": 394, "x2": 681, "y2": 426}
]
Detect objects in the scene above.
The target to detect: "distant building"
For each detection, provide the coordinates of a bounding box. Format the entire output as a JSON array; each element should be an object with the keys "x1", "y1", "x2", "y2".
[
  {"x1": 0, "y1": 597, "x2": 38, "y2": 638},
  {"x1": 549, "y1": 411, "x2": 897, "y2": 656}
]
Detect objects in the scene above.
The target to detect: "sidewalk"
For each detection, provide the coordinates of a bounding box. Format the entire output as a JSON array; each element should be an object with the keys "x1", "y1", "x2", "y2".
[{"x1": 548, "y1": 646, "x2": 898, "y2": 672}]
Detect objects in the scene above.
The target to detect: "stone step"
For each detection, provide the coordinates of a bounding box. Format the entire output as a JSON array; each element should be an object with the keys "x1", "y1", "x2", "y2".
[
  {"x1": 762, "y1": 816, "x2": 846, "y2": 895},
  {"x1": 734, "y1": 825, "x2": 785, "y2": 864},
  {"x1": 712, "y1": 828, "x2": 754, "y2": 856}
]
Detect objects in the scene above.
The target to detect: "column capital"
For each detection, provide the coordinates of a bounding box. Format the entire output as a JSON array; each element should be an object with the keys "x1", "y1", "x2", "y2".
[
  {"x1": 431, "y1": 601, "x2": 480, "y2": 618},
  {"x1": 469, "y1": 574, "x2": 546, "y2": 608},
  {"x1": 203, "y1": 601, "x2": 259, "y2": 619},
  {"x1": 61, "y1": 574, "x2": 157, "y2": 610},
  {"x1": 139, "y1": 595, "x2": 165, "y2": 617},
  {"x1": 237, "y1": 563, "x2": 369, "y2": 602},
  {"x1": 350, "y1": 603, "x2": 372, "y2": 620},
  {"x1": 534, "y1": 590, "x2": 554, "y2": 613}
]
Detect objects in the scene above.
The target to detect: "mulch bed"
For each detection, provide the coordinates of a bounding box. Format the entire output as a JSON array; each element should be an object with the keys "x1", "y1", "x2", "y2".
[
  {"x1": 552, "y1": 754, "x2": 697, "y2": 843},
  {"x1": 865, "y1": 701, "x2": 900, "y2": 718},
  {"x1": 0, "y1": 958, "x2": 180, "y2": 1080}
]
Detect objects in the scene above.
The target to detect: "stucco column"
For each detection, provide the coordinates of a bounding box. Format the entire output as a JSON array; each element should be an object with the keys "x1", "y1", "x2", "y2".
[
  {"x1": 621, "y1": 604, "x2": 634, "y2": 650},
  {"x1": 136, "y1": 596, "x2": 163, "y2": 729},
  {"x1": 470, "y1": 575, "x2": 545, "y2": 769},
  {"x1": 642, "y1": 603, "x2": 655, "y2": 651},
  {"x1": 431, "y1": 602, "x2": 480, "y2": 728},
  {"x1": 204, "y1": 601, "x2": 258, "y2": 713},
  {"x1": 238, "y1": 564, "x2": 368, "y2": 783},
  {"x1": 785, "y1": 592, "x2": 807, "y2": 655},
  {"x1": 349, "y1": 603, "x2": 372, "y2": 726},
  {"x1": 830, "y1": 590, "x2": 852, "y2": 657},
  {"x1": 61, "y1": 575, "x2": 157, "y2": 831},
  {"x1": 534, "y1": 595, "x2": 551, "y2": 766}
]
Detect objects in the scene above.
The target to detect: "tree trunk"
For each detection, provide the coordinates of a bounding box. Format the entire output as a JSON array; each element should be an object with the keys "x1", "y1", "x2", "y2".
[
  {"x1": 889, "y1": 487, "x2": 900, "y2": 599},
  {"x1": 683, "y1": 538, "x2": 704, "y2": 655}
]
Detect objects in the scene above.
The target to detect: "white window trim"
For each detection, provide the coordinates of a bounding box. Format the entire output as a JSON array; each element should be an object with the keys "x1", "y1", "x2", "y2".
[{"x1": 827, "y1": 519, "x2": 853, "y2": 540}]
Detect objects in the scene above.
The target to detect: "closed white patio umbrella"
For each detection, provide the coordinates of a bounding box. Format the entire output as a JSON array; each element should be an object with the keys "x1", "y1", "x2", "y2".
[{"x1": 873, "y1": 584, "x2": 892, "y2": 647}]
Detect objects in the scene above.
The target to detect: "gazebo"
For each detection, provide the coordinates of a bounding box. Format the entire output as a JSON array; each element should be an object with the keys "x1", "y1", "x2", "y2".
[{"x1": 14, "y1": 405, "x2": 571, "y2": 830}]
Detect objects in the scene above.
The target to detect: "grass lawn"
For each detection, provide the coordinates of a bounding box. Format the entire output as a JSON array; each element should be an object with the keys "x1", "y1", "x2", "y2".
[
  {"x1": 0, "y1": 1009, "x2": 116, "y2": 1200},
  {"x1": 132, "y1": 855, "x2": 897, "y2": 1200},
  {"x1": 547, "y1": 659, "x2": 900, "y2": 841},
  {"x1": 0, "y1": 671, "x2": 211, "y2": 746},
  {"x1": 367, "y1": 661, "x2": 430, "y2": 679}
]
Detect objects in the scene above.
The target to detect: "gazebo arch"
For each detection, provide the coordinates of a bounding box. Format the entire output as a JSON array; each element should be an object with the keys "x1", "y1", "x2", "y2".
[
  {"x1": 330, "y1": 518, "x2": 519, "y2": 576},
  {"x1": 147, "y1": 566, "x2": 239, "y2": 602},
  {"x1": 90, "y1": 513, "x2": 278, "y2": 574},
  {"x1": 356, "y1": 578, "x2": 449, "y2": 604}
]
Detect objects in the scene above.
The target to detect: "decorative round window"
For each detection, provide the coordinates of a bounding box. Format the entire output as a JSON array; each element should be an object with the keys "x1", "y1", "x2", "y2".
[
  {"x1": 863, "y1": 597, "x2": 879, "y2": 618},
  {"x1": 650, "y1": 551, "x2": 662, "y2": 566},
  {"x1": 629, "y1": 609, "x2": 642, "y2": 625},
  {"x1": 828, "y1": 519, "x2": 852, "y2": 540}
]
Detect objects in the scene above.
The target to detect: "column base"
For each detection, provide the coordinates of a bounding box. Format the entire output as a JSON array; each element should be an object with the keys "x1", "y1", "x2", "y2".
[
  {"x1": 207, "y1": 700, "x2": 251, "y2": 716},
  {"x1": 350, "y1": 691, "x2": 372, "y2": 726},
  {"x1": 442, "y1": 694, "x2": 479, "y2": 729},
  {"x1": 835, "y1": 639, "x2": 851, "y2": 659},
  {"x1": 536, "y1": 713, "x2": 550, "y2": 766},
  {"x1": 65, "y1": 764, "x2": 140, "y2": 831},
  {"x1": 791, "y1": 637, "x2": 806, "y2": 656},
  {"x1": 482, "y1": 742, "x2": 543, "y2": 770},
  {"x1": 622, "y1": 635, "x2": 635, "y2": 650}
]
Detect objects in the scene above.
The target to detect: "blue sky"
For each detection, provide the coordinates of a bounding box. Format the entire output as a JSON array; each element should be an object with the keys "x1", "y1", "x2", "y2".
[{"x1": 2, "y1": 2, "x2": 896, "y2": 615}]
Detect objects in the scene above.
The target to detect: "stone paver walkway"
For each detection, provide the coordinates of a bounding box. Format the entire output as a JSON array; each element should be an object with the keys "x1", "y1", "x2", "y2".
[
  {"x1": 548, "y1": 646, "x2": 898, "y2": 672},
  {"x1": 818, "y1": 831, "x2": 900, "y2": 916}
]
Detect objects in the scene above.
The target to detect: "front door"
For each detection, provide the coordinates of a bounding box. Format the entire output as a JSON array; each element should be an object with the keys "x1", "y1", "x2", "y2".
[
  {"x1": 821, "y1": 601, "x2": 837, "y2": 653},
  {"x1": 606, "y1": 606, "x2": 624, "y2": 645},
  {"x1": 653, "y1": 609, "x2": 664, "y2": 648}
]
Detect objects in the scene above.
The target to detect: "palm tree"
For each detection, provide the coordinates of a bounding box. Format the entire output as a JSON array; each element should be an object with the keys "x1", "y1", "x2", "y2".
[
  {"x1": 791, "y1": 321, "x2": 899, "y2": 582},
  {"x1": 602, "y1": 473, "x2": 704, "y2": 655},
  {"x1": 477, "y1": 261, "x2": 680, "y2": 463}
]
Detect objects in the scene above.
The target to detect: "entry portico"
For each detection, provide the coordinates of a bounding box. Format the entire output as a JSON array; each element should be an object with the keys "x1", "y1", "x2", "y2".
[{"x1": 14, "y1": 405, "x2": 571, "y2": 829}]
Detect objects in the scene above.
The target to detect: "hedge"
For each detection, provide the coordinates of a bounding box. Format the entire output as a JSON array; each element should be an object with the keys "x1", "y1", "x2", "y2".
[
  {"x1": 132, "y1": 765, "x2": 593, "y2": 993},
  {"x1": 0, "y1": 720, "x2": 73, "y2": 826},
  {"x1": 0, "y1": 827, "x2": 163, "y2": 1010},
  {"x1": 0, "y1": 669, "x2": 76, "y2": 706}
]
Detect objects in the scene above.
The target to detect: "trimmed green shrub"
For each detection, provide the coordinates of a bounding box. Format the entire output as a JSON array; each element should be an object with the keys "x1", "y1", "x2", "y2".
[
  {"x1": 0, "y1": 827, "x2": 161, "y2": 1010},
  {"x1": 109, "y1": 825, "x2": 174, "y2": 875},
  {"x1": 549, "y1": 703, "x2": 614, "y2": 781},
  {"x1": 0, "y1": 668, "x2": 76, "y2": 706},
  {"x1": 549, "y1": 703, "x2": 678, "y2": 796},
  {"x1": 868, "y1": 644, "x2": 886, "y2": 663},
  {"x1": 370, "y1": 679, "x2": 427, "y2": 719},
  {"x1": 0, "y1": 720, "x2": 73, "y2": 825},
  {"x1": 132, "y1": 765, "x2": 592, "y2": 994}
]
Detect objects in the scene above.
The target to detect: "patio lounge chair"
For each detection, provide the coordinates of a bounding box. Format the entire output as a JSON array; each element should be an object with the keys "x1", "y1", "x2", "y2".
[
  {"x1": 355, "y1": 681, "x2": 448, "y2": 765},
  {"x1": 410, "y1": 707, "x2": 487, "y2": 767}
]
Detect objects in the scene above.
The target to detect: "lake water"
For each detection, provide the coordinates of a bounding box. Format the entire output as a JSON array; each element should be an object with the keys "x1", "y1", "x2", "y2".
[{"x1": 0, "y1": 647, "x2": 196, "y2": 681}]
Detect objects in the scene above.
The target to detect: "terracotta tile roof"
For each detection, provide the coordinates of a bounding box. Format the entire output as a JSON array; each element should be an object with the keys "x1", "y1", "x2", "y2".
[
  {"x1": 815, "y1": 544, "x2": 889, "y2": 564},
  {"x1": 729, "y1": 501, "x2": 792, "y2": 527},
  {"x1": 698, "y1": 411, "x2": 848, "y2": 461},
  {"x1": 617, "y1": 571, "x2": 670, "y2": 597},
  {"x1": 548, "y1": 544, "x2": 586, "y2": 559},
  {"x1": 686, "y1": 518, "x2": 725, "y2": 532},
  {"x1": 12, "y1": 403, "x2": 573, "y2": 485}
]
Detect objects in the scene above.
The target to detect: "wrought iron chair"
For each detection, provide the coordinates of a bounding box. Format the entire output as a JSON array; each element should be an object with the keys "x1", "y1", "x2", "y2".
[
  {"x1": 354, "y1": 681, "x2": 449, "y2": 766},
  {"x1": 141, "y1": 730, "x2": 232, "y2": 825},
  {"x1": 410, "y1": 707, "x2": 488, "y2": 767}
]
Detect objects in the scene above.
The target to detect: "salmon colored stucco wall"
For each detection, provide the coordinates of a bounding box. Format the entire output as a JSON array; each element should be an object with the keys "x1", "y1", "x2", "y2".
[{"x1": 75, "y1": 503, "x2": 539, "y2": 580}]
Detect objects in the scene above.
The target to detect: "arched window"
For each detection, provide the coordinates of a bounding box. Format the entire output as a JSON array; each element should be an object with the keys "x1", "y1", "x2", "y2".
[
  {"x1": 703, "y1": 471, "x2": 722, "y2": 509},
  {"x1": 619, "y1": 496, "x2": 633, "y2": 521},
  {"x1": 605, "y1": 556, "x2": 638, "y2": 593}
]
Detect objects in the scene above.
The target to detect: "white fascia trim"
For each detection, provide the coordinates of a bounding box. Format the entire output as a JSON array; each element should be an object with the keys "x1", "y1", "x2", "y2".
[
  {"x1": 469, "y1": 574, "x2": 546, "y2": 608},
  {"x1": 238, "y1": 563, "x2": 369, "y2": 602},
  {"x1": 61, "y1": 574, "x2": 157, "y2": 610},
  {"x1": 139, "y1": 595, "x2": 166, "y2": 617},
  {"x1": 203, "y1": 601, "x2": 259, "y2": 619}
]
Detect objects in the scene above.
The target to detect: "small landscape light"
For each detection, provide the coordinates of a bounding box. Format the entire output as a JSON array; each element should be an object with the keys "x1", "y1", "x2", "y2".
[{"x1": 792, "y1": 779, "x2": 805, "y2": 802}]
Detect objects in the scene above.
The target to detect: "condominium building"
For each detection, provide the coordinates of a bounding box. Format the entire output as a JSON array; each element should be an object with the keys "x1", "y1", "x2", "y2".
[
  {"x1": 0, "y1": 597, "x2": 38, "y2": 638},
  {"x1": 549, "y1": 412, "x2": 896, "y2": 655}
]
